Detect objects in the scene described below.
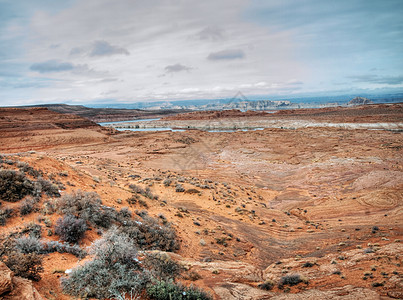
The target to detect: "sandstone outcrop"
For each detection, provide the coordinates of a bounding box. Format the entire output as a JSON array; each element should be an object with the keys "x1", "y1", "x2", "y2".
[{"x1": 0, "y1": 262, "x2": 43, "y2": 300}]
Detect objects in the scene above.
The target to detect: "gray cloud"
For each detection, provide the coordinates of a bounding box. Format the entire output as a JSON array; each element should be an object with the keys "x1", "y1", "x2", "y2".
[
  {"x1": 30, "y1": 60, "x2": 106, "y2": 77},
  {"x1": 30, "y1": 60, "x2": 74, "y2": 73},
  {"x1": 287, "y1": 80, "x2": 304, "y2": 85},
  {"x1": 3, "y1": 0, "x2": 402, "y2": 106},
  {"x1": 348, "y1": 74, "x2": 403, "y2": 85},
  {"x1": 89, "y1": 40, "x2": 130, "y2": 57},
  {"x1": 164, "y1": 63, "x2": 192, "y2": 73},
  {"x1": 49, "y1": 44, "x2": 60, "y2": 49},
  {"x1": 195, "y1": 26, "x2": 225, "y2": 41},
  {"x1": 70, "y1": 47, "x2": 84, "y2": 56},
  {"x1": 207, "y1": 49, "x2": 245, "y2": 60}
]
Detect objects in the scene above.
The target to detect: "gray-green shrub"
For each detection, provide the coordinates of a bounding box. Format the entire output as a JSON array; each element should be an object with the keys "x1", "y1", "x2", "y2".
[
  {"x1": 61, "y1": 228, "x2": 147, "y2": 299},
  {"x1": 55, "y1": 215, "x2": 87, "y2": 243},
  {"x1": 20, "y1": 198, "x2": 35, "y2": 216},
  {"x1": 143, "y1": 252, "x2": 182, "y2": 281},
  {"x1": 15, "y1": 236, "x2": 43, "y2": 254},
  {"x1": 146, "y1": 280, "x2": 212, "y2": 300}
]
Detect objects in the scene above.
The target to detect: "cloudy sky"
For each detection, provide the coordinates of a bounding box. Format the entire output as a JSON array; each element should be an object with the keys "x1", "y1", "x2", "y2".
[{"x1": 1, "y1": 0, "x2": 402, "y2": 106}]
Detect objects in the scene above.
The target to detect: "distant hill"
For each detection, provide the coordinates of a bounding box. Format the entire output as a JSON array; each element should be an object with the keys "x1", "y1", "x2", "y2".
[
  {"x1": 15, "y1": 104, "x2": 189, "y2": 123},
  {"x1": 348, "y1": 97, "x2": 373, "y2": 105},
  {"x1": 203, "y1": 100, "x2": 293, "y2": 111}
]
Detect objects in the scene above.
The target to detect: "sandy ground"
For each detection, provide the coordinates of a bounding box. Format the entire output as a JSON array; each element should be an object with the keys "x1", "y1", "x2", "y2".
[{"x1": 0, "y1": 105, "x2": 402, "y2": 299}]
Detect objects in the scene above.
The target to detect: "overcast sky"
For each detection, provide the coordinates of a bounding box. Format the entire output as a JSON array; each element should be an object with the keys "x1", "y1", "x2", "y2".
[{"x1": 1, "y1": 0, "x2": 402, "y2": 106}]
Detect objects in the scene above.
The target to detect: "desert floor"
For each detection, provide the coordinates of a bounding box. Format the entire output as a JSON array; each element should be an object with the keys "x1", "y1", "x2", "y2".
[{"x1": 0, "y1": 104, "x2": 402, "y2": 299}]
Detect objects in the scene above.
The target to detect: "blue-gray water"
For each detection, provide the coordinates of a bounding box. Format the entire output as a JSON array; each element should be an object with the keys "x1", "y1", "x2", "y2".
[
  {"x1": 115, "y1": 127, "x2": 185, "y2": 132},
  {"x1": 98, "y1": 118, "x2": 160, "y2": 125},
  {"x1": 98, "y1": 118, "x2": 265, "y2": 132},
  {"x1": 114, "y1": 127, "x2": 264, "y2": 133}
]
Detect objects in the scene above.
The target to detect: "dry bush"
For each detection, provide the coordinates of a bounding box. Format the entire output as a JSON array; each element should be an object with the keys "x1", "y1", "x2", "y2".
[
  {"x1": 61, "y1": 228, "x2": 146, "y2": 299},
  {"x1": 0, "y1": 207, "x2": 13, "y2": 226},
  {"x1": 119, "y1": 212, "x2": 179, "y2": 252},
  {"x1": 15, "y1": 236, "x2": 43, "y2": 254},
  {"x1": 129, "y1": 184, "x2": 158, "y2": 200},
  {"x1": 146, "y1": 280, "x2": 212, "y2": 300},
  {"x1": 17, "y1": 162, "x2": 42, "y2": 178},
  {"x1": 55, "y1": 190, "x2": 115, "y2": 228},
  {"x1": 143, "y1": 252, "x2": 182, "y2": 281},
  {"x1": 35, "y1": 178, "x2": 60, "y2": 197},
  {"x1": 42, "y1": 240, "x2": 87, "y2": 258},
  {"x1": 258, "y1": 280, "x2": 274, "y2": 290},
  {"x1": 20, "y1": 197, "x2": 36, "y2": 216},
  {"x1": 4, "y1": 251, "x2": 44, "y2": 281},
  {"x1": 278, "y1": 274, "x2": 308, "y2": 288},
  {"x1": 0, "y1": 169, "x2": 34, "y2": 202},
  {"x1": 55, "y1": 215, "x2": 87, "y2": 243},
  {"x1": 57, "y1": 190, "x2": 179, "y2": 251},
  {"x1": 175, "y1": 184, "x2": 185, "y2": 192}
]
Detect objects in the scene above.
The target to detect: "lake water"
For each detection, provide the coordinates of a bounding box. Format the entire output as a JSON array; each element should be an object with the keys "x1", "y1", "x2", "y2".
[
  {"x1": 115, "y1": 127, "x2": 186, "y2": 132},
  {"x1": 208, "y1": 128, "x2": 264, "y2": 132},
  {"x1": 98, "y1": 118, "x2": 160, "y2": 125},
  {"x1": 99, "y1": 118, "x2": 185, "y2": 132},
  {"x1": 113, "y1": 127, "x2": 264, "y2": 133},
  {"x1": 99, "y1": 118, "x2": 265, "y2": 132}
]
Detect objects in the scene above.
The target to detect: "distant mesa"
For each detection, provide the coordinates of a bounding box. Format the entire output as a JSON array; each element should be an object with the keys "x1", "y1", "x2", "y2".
[
  {"x1": 12, "y1": 104, "x2": 187, "y2": 123},
  {"x1": 348, "y1": 97, "x2": 373, "y2": 105}
]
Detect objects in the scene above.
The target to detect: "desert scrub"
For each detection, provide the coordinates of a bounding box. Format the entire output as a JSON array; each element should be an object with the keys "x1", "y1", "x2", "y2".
[
  {"x1": 42, "y1": 240, "x2": 87, "y2": 258},
  {"x1": 144, "y1": 187, "x2": 159, "y2": 200},
  {"x1": 5, "y1": 234, "x2": 86, "y2": 258},
  {"x1": 278, "y1": 274, "x2": 308, "y2": 288},
  {"x1": 302, "y1": 262, "x2": 316, "y2": 268},
  {"x1": 175, "y1": 184, "x2": 185, "y2": 192},
  {"x1": 21, "y1": 222, "x2": 42, "y2": 238},
  {"x1": 184, "y1": 271, "x2": 202, "y2": 281},
  {"x1": 143, "y1": 252, "x2": 182, "y2": 281},
  {"x1": 20, "y1": 197, "x2": 36, "y2": 216},
  {"x1": 4, "y1": 251, "x2": 44, "y2": 281},
  {"x1": 258, "y1": 280, "x2": 274, "y2": 291},
  {"x1": 163, "y1": 178, "x2": 172, "y2": 186},
  {"x1": 35, "y1": 178, "x2": 61, "y2": 197},
  {"x1": 17, "y1": 162, "x2": 42, "y2": 178},
  {"x1": 55, "y1": 190, "x2": 116, "y2": 228},
  {"x1": 185, "y1": 188, "x2": 200, "y2": 195},
  {"x1": 62, "y1": 228, "x2": 207, "y2": 299},
  {"x1": 61, "y1": 228, "x2": 147, "y2": 299},
  {"x1": 215, "y1": 237, "x2": 228, "y2": 247},
  {"x1": 129, "y1": 184, "x2": 146, "y2": 194},
  {"x1": 126, "y1": 195, "x2": 139, "y2": 205},
  {"x1": 0, "y1": 207, "x2": 13, "y2": 225},
  {"x1": 146, "y1": 280, "x2": 212, "y2": 300},
  {"x1": 0, "y1": 169, "x2": 34, "y2": 202},
  {"x1": 129, "y1": 184, "x2": 159, "y2": 200},
  {"x1": 118, "y1": 211, "x2": 179, "y2": 252},
  {"x1": 41, "y1": 200, "x2": 55, "y2": 215},
  {"x1": 15, "y1": 236, "x2": 43, "y2": 254},
  {"x1": 55, "y1": 215, "x2": 87, "y2": 243},
  {"x1": 56, "y1": 190, "x2": 179, "y2": 251},
  {"x1": 138, "y1": 198, "x2": 149, "y2": 208},
  {"x1": 118, "y1": 207, "x2": 132, "y2": 219}
]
